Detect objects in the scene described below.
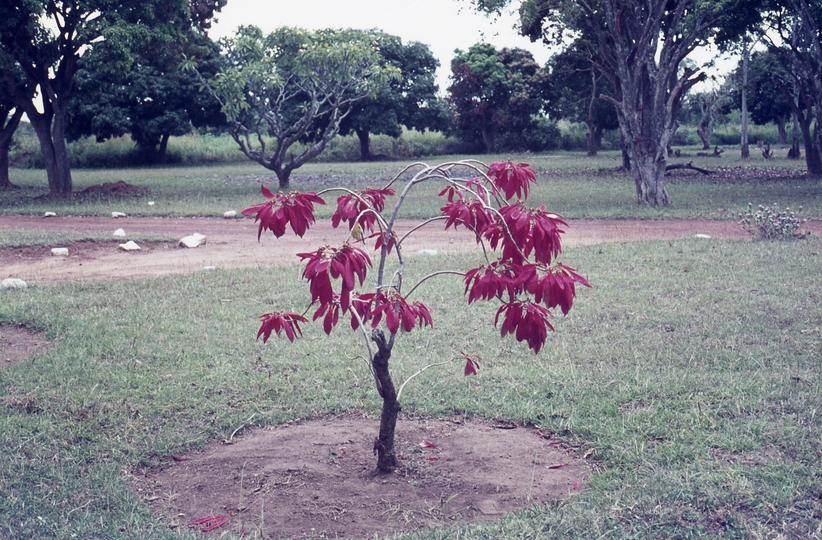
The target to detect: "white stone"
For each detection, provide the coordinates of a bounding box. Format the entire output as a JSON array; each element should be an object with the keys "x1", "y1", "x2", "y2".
[
  {"x1": 179, "y1": 233, "x2": 206, "y2": 248},
  {"x1": 111, "y1": 212, "x2": 127, "y2": 218},
  {"x1": 147, "y1": 201, "x2": 155, "y2": 206},
  {"x1": 223, "y1": 210, "x2": 237, "y2": 218},
  {"x1": 51, "y1": 247, "x2": 69, "y2": 256},
  {"x1": 202, "y1": 265, "x2": 217, "y2": 271},
  {"x1": 417, "y1": 249, "x2": 438, "y2": 256},
  {"x1": 113, "y1": 228, "x2": 126, "y2": 237},
  {"x1": 694, "y1": 234, "x2": 712, "y2": 239},
  {"x1": 43, "y1": 211, "x2": 57, "y2": 217},
  {"x1": 119, "y1": 241, "x2": 141, "y2": 251},
  {"x1": 0, "y1": 278, "x2": 28, "y2": 290}
]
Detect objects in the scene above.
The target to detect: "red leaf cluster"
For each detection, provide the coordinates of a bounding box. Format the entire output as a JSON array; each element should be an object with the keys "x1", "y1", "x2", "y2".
[
  {"x1": 484, "y1": 203, "x2": 566, "y2": 264},
  {"x1": 461, "y1": 350, "x2": 480, "y2": 376},
  {"x1": 495, "y1": 301, "x2": 553, "y2": 354},
  {"x1": 298, "y1": 244, "x2": 371, "y2": 312},
  {"x1": 331, "y1": 187, "x2": 395, "y2": 233},
  {"x1": 241, "y1": 185, "x2": 325, "y2": 240},
  {"x1": 435, "y1": 161, "x2": 590, "y2": 354},
  {"x1": 487, "y1": 160, "x2": 536, "y2": 201},
  {"x1": 351, "y1": 291, "x2": 432, "y2": 334},
  {"x1": 257, "y1": 311, "x2": 309, "y2": 343}
]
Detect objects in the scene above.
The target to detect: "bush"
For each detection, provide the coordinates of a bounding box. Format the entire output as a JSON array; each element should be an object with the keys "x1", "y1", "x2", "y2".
[{"x1": 738, "y1": 203, "x2": 807, "y2": 239}]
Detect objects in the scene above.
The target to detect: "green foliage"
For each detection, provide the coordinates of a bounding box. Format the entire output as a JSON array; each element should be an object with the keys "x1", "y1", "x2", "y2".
[
  {"x1": 336, "y1": 32, "x2": 449, "y2": 160},
  {"x1": 203, "y1": 26, "x2": 398, "y2": 188},
  {"x1": 448, "y1": 43, "x2": 552, "y2": 153}
]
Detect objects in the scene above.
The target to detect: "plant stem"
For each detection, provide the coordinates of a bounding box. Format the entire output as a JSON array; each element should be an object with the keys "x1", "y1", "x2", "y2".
[{"x1": 370, "y1": 328, "x2": 399, "y2": 473}]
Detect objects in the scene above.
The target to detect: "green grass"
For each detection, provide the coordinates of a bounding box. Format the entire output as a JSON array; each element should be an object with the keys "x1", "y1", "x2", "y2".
[
  {"x1": 3, "y1": 150, "x2": 821, "y2": 220},
  {"x1": 1, "y1": 237, "x2": 821, "y2": 538}
]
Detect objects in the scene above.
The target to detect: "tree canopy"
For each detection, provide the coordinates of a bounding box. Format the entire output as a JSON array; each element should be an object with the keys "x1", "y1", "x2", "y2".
[
  {"x1": 476, "y1": 0, "x2": 764, "y2": 205},
  {"x1": 201, "y1": 26, "x2": 396, "y2": 190},
  {"x1": 0, "y1": 0, "x2": 225, "y2": 197},
  {"x1": 448, "y1": 43, "x2": 551, "y2": 153},
  {"x1": 68, "y1": 34, "x2": 226, "y2": 164},
  {"x1": 336, "y1": 32, "x2": 448, "y2": 161}
]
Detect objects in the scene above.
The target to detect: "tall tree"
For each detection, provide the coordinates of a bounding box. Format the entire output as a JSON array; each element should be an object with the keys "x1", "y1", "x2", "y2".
[
  {"x1": 0, "y1": 0, "x2": 224, "y2": 197},
  {"x1": 547, "y1": 40, "x2": 619, "y2": 156},
  {"x1": 728, "y1": 50, "x2": 793, "y2": 144},
  {"x1": 695, "y1": 88, "x2": 729, "y2": 150},
  {"x1": 0, "y1": 58, "x2": 26, "y2": 190},
  {"x1": 448, "y1": 43, "x2": 550, "y2": 153},
  {"x1": 337, "y1": 33, "x2": 448, "y2": 161},
  {"x1": 765, "y1": 0, "x2": 822, "y2": 175},
  {"x1": 200, "y1": 26, "x2": 395, "y2": 190},
  {"x1": 68, "y1": 35, "x2": 226, "y2": 164},
  {"x1": 479, "y1": 0, "x2": 764, "y2": 205}
]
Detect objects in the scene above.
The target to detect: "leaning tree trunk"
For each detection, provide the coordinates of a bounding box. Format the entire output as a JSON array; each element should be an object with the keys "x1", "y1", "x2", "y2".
[
  {"x1": 370, "y1": 329, "x2": 400, "y2": 473},
  {"x1": 0, "y1": 107, "x2": 23, "y2": 190}
]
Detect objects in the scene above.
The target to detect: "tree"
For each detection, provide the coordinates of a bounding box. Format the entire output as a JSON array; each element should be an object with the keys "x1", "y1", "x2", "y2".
[
  {"x1": 448, "y1": 43, "x2": 551, "y2": 153},
  {"x1": 336, "y1": 33, "x2": 448, "y2": 161},
  {"x1": 478, "y1": 0, "x2": 764, "y2": 205},
  {"x1": 694, "y1": 87, "x2": 730, "y2": 150},
  {"x1": 200, "y1": 26, "x2": 394, "y2": 190},
  {"x1": 0, "y1": 58, "x2": 25, "y2": 190},
  {"x1": 764, "y1": 0, "x2": 822, "y2": 174},
  {"x1": 0, "y1": 0, "x2": 224, "y2": 197},
  {"x1": 547, "y1": 41, "x2": 619, "y2": 156},
  {"x1": 68, "y1": 34, "x2": 226, "y2": 164},
  {"x1": 241, "y1": 160, "x2": 590, "y2": 473}
]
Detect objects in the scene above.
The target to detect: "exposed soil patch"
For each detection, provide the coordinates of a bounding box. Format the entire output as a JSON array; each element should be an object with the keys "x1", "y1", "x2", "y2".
[
  {"x1": 133, "y1": 416, "x2": 587, "y2": 539},
  {"x1": 79, "y1": 180, "x2": 150, "y2": 196},
  {"x1": 0, "y1": 325, "x2": 52, "y2": 366},
  {"x1": 0, "y1": 214, "x2": 798, "y2": 285}
]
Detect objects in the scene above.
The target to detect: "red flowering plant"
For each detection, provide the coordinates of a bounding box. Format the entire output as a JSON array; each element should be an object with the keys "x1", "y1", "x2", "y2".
[{"x1": 242, "y1": 159, "x2": 590, "y2": 473}]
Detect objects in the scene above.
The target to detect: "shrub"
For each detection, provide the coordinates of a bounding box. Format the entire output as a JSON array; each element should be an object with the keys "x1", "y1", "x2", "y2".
[{"x1": 738, "y1": 203, "x2": 807, "y2": 239}]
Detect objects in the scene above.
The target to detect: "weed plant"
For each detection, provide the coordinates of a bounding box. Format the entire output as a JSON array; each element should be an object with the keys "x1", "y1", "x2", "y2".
[
  {"x1": 1, "y1": 238, "x2": 820, "y2": 538},
  {"x1": 738, "y1": 202, "x2": 807, "y2": 239}
]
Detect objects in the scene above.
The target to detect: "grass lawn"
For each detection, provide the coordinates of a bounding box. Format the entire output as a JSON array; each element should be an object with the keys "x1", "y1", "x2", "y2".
[
  {"x1": 2, "y1": 150, "x2": 821, "y2": 221},
  {"x1": 1, "y1": 154, "x2": 821, "y2": 538},
  {"x1": 1, "y1": 235, "x2": 821, "y2": 538}
]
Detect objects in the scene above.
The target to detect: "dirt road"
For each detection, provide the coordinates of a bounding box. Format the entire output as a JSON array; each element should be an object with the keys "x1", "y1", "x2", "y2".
[{"x1": 0, "y1": 214, "x2": 804, "y2": 285}]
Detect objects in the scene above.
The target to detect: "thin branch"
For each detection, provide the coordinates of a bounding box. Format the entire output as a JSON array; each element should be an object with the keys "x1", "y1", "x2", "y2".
[
  {"x1": 396, "y1": 360, "x2": 452, "y2": 401},
  {"x1": 404, "y1": 271, "x2": 466, "y2": 301}
]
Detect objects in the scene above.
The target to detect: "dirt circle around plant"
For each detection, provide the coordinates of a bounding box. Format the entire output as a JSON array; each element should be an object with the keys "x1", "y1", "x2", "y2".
[{"x1": 132, "y1": 415, "x2": 588, "y2": 539}]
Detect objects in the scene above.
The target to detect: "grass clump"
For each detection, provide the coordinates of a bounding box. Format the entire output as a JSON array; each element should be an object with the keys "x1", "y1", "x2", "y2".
[{"x1": 1, "y1": 237, "x2": 821, "y2": 538}]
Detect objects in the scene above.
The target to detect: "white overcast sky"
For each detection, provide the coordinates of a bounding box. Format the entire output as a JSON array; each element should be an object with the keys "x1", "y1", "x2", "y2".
[
  {"x1": 207, "y1": 0, "x2": 735, "y2": 93},
  {"x1": 208, "y1": 0, "x2": 556, "y2": 92}
]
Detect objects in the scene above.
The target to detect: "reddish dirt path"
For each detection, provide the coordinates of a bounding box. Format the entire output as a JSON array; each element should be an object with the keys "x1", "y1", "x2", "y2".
[{"x1": 1, "y1": 214, "x2": 814, "y2": 285}]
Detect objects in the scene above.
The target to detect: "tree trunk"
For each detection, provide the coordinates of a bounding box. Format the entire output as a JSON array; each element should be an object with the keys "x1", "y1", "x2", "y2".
[
  {"x1": 158, "y1": 133, "x2": 171, "y2": 164},
  {"x1": 788, "y1": 112, "x2": 801, "y2": 159},
  {"x1": 0, "y1": 108, "x2": 23, "y2": 190},
  {"x1": 776, "y1": 114, "x2": 788, "y2": 144},
  {"x1": 585, "y1": 121, "x2": 602, "y2": 157},
  {"x1": 26, "y1": 104, "x2": 72, "y2": 197},
  {"x1": 481, "y1": 124, "x2": 496, "y2": 154},
  {"x1": 370, "y1": 329, "x2": 399, "y2": 474},
  {"x1": 740, "y1": 45, "x2": 750, "y2": 161},
  {"x1": 631, "y1": 150, "x2": 670, "y2": 206},
  {"x1": 801, "y1": 119, "x2": 822, "y2": 175},
  {"x1": 356, "y1": 128, "x2": 372, "y2": 161}
]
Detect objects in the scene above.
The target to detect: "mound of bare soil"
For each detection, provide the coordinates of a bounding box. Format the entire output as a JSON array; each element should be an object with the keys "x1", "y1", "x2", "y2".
[
  {"x1": 79, "y1": 180, "x2": 150, "y2": 196},
  {"x1": 0, "y1": 325, "x2": 52, "y2": 366},
  {"x1": 133, "y1": 416, "x2": 589, "y2": 539}
]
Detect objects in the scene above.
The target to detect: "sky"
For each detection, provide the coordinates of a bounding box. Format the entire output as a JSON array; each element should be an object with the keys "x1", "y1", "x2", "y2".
[{"x1": 207, "y1": 0, "x2": 556, "y2": 92}]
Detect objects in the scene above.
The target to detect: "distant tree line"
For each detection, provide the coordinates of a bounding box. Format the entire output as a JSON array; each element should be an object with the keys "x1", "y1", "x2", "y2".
[{"x1": 3, "y1": 0, "x2": 822, "y2": 202}]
